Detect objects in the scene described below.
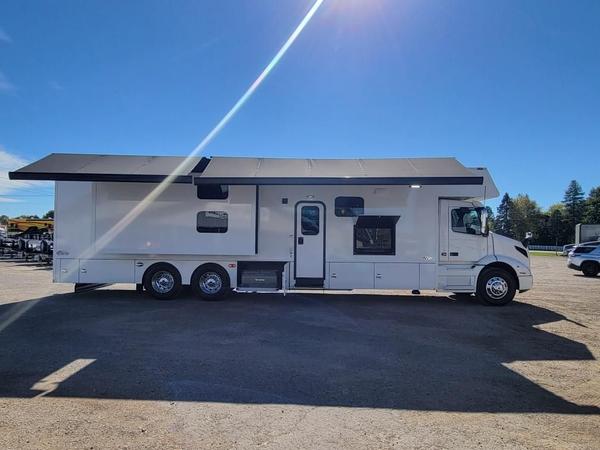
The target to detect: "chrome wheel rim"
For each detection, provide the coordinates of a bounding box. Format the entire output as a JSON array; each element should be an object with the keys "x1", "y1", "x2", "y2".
[
  {"x1": 485, "y1": 276, "x2": 508, "y2": 299},
  {"x1": 199, "y1": 272, "x2": 222, "y2": 294},
  {"x1": 151, "y1": 271, "x2": 175, "y2": 294}
]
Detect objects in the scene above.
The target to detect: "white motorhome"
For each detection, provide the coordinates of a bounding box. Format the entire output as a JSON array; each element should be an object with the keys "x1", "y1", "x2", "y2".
[{"x1": 10, "y1": 154, "x2": 532, "y2": 305}]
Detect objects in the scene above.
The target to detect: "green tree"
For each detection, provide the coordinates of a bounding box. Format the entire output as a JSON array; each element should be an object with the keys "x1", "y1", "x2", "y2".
[
  {"x1": 546, "y1": 203, "x2": 569, "y2": 246},
  {"x1": 43, "y1": 210, "x2": 54, "y2": 219},
  {"x1": 495, "y1": 193, "x2": 514, "y2": 238},
  {"x1": 484, "y1": 206, "x2": 495, "y2": 232},
  {"x1": 512, "y1": 194, "x2": 543, "y2": 243},
  {"x1": 563, "y1": 180, "x2": 585, "y2": 241},
  {"x1": 16, "y1": 214, "x2": 40, "y2": 219},
  {"x1": 583, "y1": 186, "x2": 600, "y2": 224},
  {"x1": 0, "y1": 214, "x2": 8, "y2": 225}
]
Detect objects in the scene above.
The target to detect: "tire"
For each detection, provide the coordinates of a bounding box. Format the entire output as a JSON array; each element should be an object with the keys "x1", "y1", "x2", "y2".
[
  {"x1": 581, "y1": 261, "x2": 599, "y2": 277},
  {"x1": 191, "y1": 264, "x2": 231, "y2": 301},
  {"x1": 476, "y1": 267, "x2": 517, "y2": 306},
  {"x1": 143, "y1": 263, "x2": 182, "y2": 300}
]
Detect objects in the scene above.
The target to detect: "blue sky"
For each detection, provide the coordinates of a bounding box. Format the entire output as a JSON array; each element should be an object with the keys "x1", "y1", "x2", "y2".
[{"x1": 1, "y1": 0, "x2": 599, "y2": 216}]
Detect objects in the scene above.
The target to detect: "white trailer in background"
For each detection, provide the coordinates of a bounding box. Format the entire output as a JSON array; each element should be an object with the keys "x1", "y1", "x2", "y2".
[{"x1": 10, "y1": 154, "x2": 532, "y2": 305}]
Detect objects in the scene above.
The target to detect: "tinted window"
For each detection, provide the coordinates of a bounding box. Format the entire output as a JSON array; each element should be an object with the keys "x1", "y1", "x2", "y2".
[
  {"x1": 354, "y1": 216, "x2": 396, "y2": 255},
  {"x1": 451, "y1": 208, "x2": 482, "y2": 235},
  {"x1": 301, "y1": 206, "x2": 320, "y2": 235},
  {"x1": 573, "y1": 246, "x2": 595, "y2": 254},
  {"x1": 197, "y1": 211, "x2": 228, "y2": 233},
  {"x1": 335, "y1": 197, "x2": 364, "y2": 217},
  {"x1": 197, "y1": 184, "x2": 229, "y2": 199}
]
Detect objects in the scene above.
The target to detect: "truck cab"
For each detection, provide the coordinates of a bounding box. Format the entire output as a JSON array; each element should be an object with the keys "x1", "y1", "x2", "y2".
[{"x1": 439, "y1": 199, "x2": 532, "y2": 305}]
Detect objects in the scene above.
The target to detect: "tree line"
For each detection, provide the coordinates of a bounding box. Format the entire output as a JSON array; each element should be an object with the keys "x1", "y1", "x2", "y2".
[
  {"x1": 0, "y1": 210, "x2": 54, "y2": 225},
  {"x1": 491, "y1": 181, "x2": 600, "y2": 245}
]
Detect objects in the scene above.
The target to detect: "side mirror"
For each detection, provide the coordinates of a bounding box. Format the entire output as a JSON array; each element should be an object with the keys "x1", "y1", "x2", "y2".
[{"x1": 480, "y1": 209, "x2": 489, "y2": 236}]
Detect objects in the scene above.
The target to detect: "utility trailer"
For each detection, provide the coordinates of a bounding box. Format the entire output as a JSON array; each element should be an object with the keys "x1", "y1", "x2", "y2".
[{"x1": 10, "y1": 154, "x2": 533, "y2": 305}]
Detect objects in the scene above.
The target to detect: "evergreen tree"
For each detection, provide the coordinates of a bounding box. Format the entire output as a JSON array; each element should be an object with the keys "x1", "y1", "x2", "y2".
[
  {"x1": 495, "y1": 193, "x2": 514, "y2": 238},
  {"x1": 563, "y1": 180, "x2": 585, "y2": 241},
  {"x1": 583, "y1": 186, "x2": 600, "y2": 224},
  {"x1": 547, "y1": 203, "x2": 568, "y2": 246},
  {"x1": 484, "y1": 206, "x2": 495, "y2": 231},
  {"x1": 43, "y1": 210, "x2": 54, "y2": 219}
]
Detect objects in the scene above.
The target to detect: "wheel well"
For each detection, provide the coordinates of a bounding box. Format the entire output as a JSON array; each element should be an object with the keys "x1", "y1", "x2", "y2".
[
  {"x1": 582, "y1": 260, "x2": 599, "y2": 268},
  {"x1": 480, "y1": 262, "x2": 519, "y2": 290},
  {"x1": 192, "y1": 263, "x2": 231, "y2": 286},
  {"x1": 142, "y1": 262, "x2": 181, "y2": 284}
]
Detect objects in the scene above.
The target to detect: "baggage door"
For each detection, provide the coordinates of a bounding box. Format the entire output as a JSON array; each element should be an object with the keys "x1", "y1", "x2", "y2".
[{"x1": 294, "y1": 202, "x2": 325, "y2": 287}]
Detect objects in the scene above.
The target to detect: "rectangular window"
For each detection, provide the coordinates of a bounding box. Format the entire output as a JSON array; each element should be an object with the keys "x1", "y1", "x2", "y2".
[
  {"x1": 301, "y1": 206, "x2": 320, "y2": 235},
  {"x1": 353, "y1": 216, "x2": 398, "y2": 255},
  {"x1": 335, "y1": 196, "x2": 364, "y2": 217},
  {"x1": 197, "y1": 184, "x2": 229, "y2": 199},
  {"x1": 451, "y1": 207, "x2": 482, "y2": 235},
  {"x1": 197, "y1": 211, "x2": 228, "y2": 233}
]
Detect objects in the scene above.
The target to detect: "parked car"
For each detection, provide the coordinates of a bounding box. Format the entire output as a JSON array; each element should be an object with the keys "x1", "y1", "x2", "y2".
[
  {"x1": 562, "y1": 240, "x2": 600, "y2": 256},
  {"x1": 567, "y1": 245, "x2": 600, "y2": 277}
]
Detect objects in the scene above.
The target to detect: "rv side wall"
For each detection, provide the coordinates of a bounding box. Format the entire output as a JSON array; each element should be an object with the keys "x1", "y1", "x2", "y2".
[{"x1": 53, "y1": 180, "x2": 488, "y2": 290}]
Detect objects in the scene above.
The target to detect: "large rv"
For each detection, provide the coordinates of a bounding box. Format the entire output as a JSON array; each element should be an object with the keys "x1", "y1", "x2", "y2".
[{"x1": 10, "y1": 154, "x2": 532, "y2": 305}]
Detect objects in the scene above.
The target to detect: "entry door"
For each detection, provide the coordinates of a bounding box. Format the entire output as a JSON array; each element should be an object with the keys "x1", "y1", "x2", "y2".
[{"x1": 295, "y1": 202, "x2": 325, "y2": 283}]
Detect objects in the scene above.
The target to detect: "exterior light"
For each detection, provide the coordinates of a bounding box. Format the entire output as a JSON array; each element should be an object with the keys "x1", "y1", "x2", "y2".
[{"x1": 410, "y1": 184, "x2": 422, "y2": 189}]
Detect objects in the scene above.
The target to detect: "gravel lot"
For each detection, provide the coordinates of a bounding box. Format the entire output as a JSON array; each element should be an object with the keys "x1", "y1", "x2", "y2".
[{"x1": 0, "y1": 255, "x2": 599, "y2": 449}]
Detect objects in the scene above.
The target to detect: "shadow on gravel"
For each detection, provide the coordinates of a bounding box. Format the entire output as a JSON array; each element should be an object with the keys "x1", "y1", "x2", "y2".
[{"x1": 0, "y1": 290, "x2": 598, "y2": 414}]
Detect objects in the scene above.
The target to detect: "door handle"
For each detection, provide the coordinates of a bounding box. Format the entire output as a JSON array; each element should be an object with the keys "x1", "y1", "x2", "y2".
[{"x1": 298, "y1": 237, "x2": 304, "y2": 245}]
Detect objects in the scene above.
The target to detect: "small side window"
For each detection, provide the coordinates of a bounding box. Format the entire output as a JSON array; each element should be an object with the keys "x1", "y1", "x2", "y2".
[
  {"x1": 451, "y1": 208, "x2": 482, "y2": 235},
  {"x1": 197, "y1": 211, "x2": 228, "y2": 233},
  {"x1": 335, "y1": 197, "x2": 364, "y2": 217},
  {"x1": 197, "y1": 184, "x2": 229, "y2": 199},
  {"x1": 301, "y1": 206, "x2": 320, "y2": 235}
]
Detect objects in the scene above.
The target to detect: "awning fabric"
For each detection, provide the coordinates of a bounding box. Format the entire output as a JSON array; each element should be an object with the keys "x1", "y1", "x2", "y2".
[{"x1": 9, "y1": 154, "x2": 484, "y2": 186}]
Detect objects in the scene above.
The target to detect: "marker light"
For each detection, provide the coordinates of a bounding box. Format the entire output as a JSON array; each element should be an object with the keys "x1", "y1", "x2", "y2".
[{"x1": 410, "y1": 184, "x2": 422, "y2": 189}]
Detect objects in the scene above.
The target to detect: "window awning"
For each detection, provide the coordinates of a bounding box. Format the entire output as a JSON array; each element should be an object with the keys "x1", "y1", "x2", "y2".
[{"x1": 355, "y1": 216, "x2": 401, "y2": 228}]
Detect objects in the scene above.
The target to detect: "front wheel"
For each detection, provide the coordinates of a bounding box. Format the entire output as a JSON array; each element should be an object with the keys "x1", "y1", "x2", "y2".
[
  {"x1": 581, "y1": 261, "x2": 599, "y2": 277},
  {"x1": 476, "y1": 268, "x2": 516, "y2": 306},
  {"x1": 191, "y1": 264, "x2": 231, "y2": 301}
]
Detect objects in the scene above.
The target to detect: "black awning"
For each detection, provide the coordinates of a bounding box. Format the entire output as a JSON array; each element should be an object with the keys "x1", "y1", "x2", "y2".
[{"x1": 355, "y1": 215, "x2": 400, "y2": 228}]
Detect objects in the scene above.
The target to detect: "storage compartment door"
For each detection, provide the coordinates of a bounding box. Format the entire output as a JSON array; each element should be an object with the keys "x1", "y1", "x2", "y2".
[
  {"x1": 329, "y1": 263, "x2": 374, "y2": 289},
  {"x1": 374, "y1": 263, "x2": 420, "y2": 289},
  {"x1": 79, "y1": 260, "x2": 135, "y2": 284},
  {"x1": 58, "y1": 259, "x2": 79, "y2": 283}
]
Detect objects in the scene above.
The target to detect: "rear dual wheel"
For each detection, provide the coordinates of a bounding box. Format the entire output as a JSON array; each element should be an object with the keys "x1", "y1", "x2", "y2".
[
  {"x1": 191, "y1": 264, "x2": 231, "y2": 301},
  {"x1": 142, "y1": 263, "x2": 231, "y2": 301},
  {"x1": 143, "y1": 263, "x2": 182, "y2": 300}
]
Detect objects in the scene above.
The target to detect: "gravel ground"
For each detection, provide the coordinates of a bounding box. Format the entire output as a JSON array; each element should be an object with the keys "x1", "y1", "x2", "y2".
[{"x1": 0, "y1": 256, "x2": 599, "y2": 449}]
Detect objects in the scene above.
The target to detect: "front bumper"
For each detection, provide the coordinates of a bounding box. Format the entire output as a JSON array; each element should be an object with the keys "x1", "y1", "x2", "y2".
[
  {"x1": 518, "y1": 274, "x2": 533, "y2": 292},
  {"x1": 568, "y1": 262, "x2": 581, "y2": 271}
]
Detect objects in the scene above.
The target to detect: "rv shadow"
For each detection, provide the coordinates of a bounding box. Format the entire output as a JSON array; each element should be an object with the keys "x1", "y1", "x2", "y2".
[{"x1": 0, "y1": 290, "x2": 597, "y2": 414}]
